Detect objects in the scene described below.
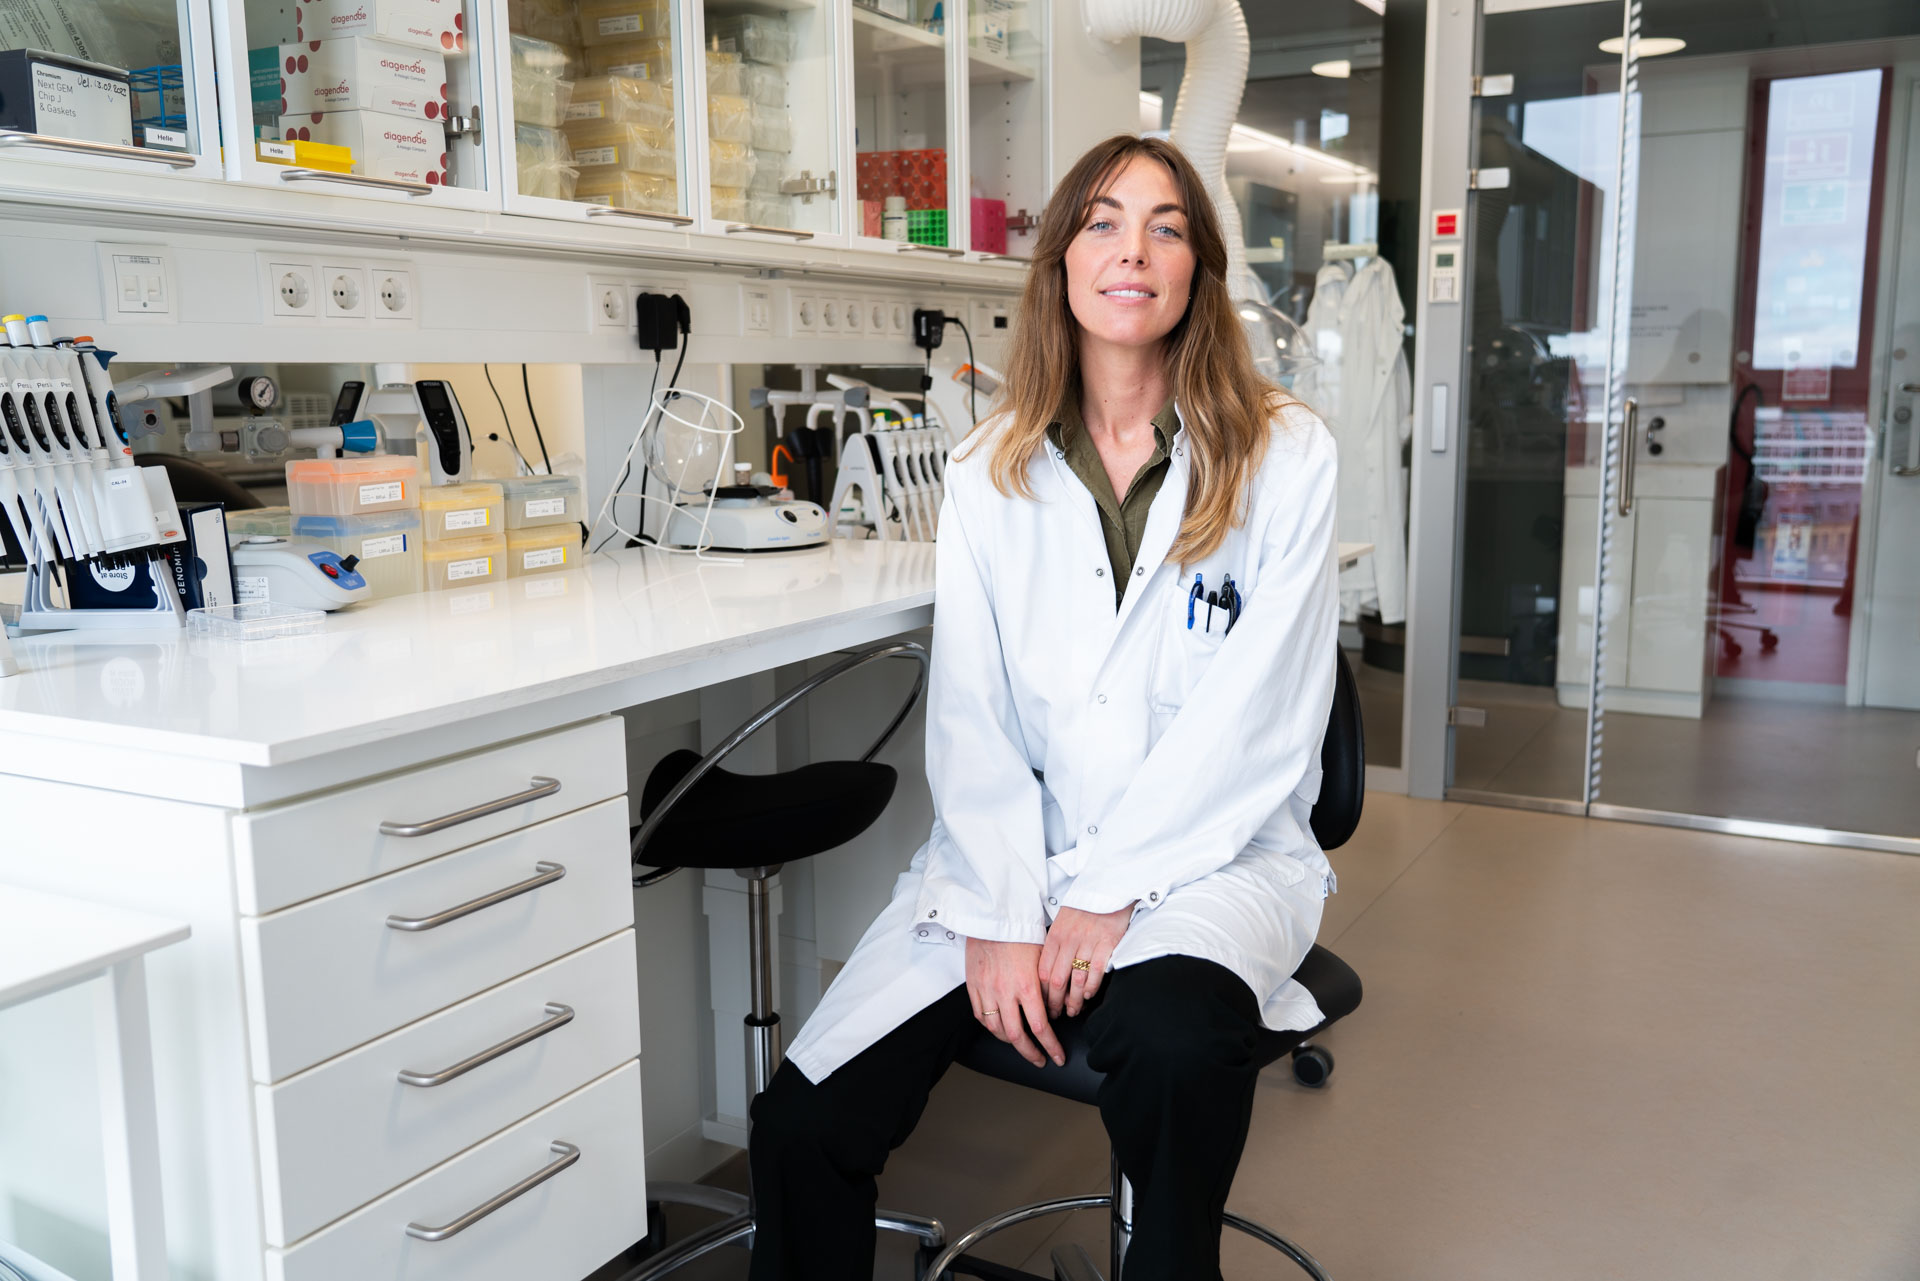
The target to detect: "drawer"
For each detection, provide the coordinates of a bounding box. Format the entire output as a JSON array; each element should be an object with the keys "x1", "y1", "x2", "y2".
[
  {"x1": 240, "y1": 799, "x2": 633, "y2": 1082},
  {"x1": 234, "y1": 717, "x2": 626, "y2": 915},
  {"x1": 257, "y1": 932, "x2": 642, "y2": 1246},
  {"x1": 267, "y1": 1062, "x2": 647, "y2": 1281}
]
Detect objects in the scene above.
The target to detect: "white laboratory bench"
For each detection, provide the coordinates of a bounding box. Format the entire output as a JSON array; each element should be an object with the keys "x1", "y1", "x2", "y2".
[{"x1": 0, "y1": 540, "x2": 934, "y2": 1281}]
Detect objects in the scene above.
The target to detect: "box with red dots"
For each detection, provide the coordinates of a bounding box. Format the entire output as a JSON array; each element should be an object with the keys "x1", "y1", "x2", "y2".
[
  {"x1": 278, "y1": 36, "x2": 449, "y2": 120},
  {"x1": 280, "y1": 109, "x2": 449, "y2": 185},
  {"x1": 293, "y1": 0, "x2": 467, "y2": 52}
]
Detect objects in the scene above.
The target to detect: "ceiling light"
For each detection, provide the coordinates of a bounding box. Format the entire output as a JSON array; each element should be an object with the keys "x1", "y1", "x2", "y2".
[
  {"x1": 1598, "y1": 35, "x2": 1687, "y2": 57},
  {"x1": 1310, "y1": 59, "x2": 1352, "y2": 79}
]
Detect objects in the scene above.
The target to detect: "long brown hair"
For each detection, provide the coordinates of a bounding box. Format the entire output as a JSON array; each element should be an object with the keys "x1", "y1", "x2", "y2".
[{"x1": 968, "y1": 134, "x2": 1289, "y2": 563}]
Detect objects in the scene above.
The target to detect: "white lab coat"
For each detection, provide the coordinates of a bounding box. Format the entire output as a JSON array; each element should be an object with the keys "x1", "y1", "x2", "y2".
[{"x1": 785, "y1": 401, "x2": 1341, "y2": 1083}]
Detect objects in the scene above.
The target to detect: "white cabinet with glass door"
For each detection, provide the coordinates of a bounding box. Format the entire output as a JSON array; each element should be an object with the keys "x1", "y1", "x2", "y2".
[
  {"x1": 963, "y1": 0, "x2": 1046, "y2": 263},
  {"x1": 846, "y1": 0, "x2": 962, "y2": 259},
  {"x1": 0, "y1": 0, "x2": 224, "y2": 186},
  {"x1": 215, "y1": 0, "x2": 494, "y2": 208}
]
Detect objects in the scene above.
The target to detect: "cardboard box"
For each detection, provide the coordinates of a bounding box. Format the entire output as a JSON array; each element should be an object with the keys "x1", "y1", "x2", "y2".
[
  {"x1": 281, "y1": 108, "x2": 447, "y2": 184},
  {"x1": 278, "y1": 36, "x2": 448, "y2": 120},
  {"x1": 294, "y1": 0, "x2": 467, "y2": 52},
  {"x1": 0, "y1": 48, "x2": 133, "y2": 146}
]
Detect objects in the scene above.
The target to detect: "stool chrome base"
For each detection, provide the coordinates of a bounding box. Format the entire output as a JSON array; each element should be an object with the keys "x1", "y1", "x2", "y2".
[
  {"x1": 614, "y1": 1185, "x2": 947, "y2": 1281},
  {"x1": 923, "y1": 1182, "x2": 1330, "y2": 1281}
]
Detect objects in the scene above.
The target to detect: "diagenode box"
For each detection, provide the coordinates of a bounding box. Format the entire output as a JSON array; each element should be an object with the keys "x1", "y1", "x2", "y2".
[
  {"x1": 0, "y1": 48, "x2": 134, "y2": 146},
  {"x1": 277, "y1": 36, "x2": 448, "y2": 120}
]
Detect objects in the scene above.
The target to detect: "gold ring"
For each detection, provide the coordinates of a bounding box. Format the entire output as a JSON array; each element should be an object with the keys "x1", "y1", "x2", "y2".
[
  {"x1": 1071, "y1": 958, "x2": 1092, "y2": 971},
  {"x1": 982, "y1": 1009, "x2": 1000, "y2": 1017}
]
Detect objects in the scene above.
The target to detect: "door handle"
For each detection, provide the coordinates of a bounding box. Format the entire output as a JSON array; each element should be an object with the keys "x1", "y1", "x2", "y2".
[
  {"x1": 1619, "y1": 397, "x2": 1639, "y2": 516},
  {"x1": 1896, "y1": 384, "x2": 1920, "y2": 476}
]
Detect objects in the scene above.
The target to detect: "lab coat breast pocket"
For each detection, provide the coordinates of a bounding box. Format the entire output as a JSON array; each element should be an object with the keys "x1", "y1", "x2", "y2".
[{"x1": 1148, "y1": 579, "x2": 1227, "y2": 715}]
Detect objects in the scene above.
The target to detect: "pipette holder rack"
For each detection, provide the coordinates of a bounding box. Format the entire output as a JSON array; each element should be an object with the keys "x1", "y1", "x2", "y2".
[{"x1": 17, "y1": 559, "x2": 186, "y2": 633}]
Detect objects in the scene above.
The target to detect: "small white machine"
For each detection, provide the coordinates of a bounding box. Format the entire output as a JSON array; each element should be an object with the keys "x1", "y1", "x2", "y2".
[
  {"x1": 661, "y1": 491, "x2": 827, "y2": 551},
  {"x1": 351, "y1": 366, "x2": 474, "y2": 485},
  {"x1": 229, "y1": 537, "x2": 370, "y2": 611}
]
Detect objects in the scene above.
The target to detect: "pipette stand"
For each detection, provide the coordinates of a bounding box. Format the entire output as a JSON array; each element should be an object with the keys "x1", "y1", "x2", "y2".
[
  {"x1": 828, "y1": 435, "x2": 898, "y2": 540},
  {"x1": 16, "y1": 560, "x2": 186, "y2": 633}
]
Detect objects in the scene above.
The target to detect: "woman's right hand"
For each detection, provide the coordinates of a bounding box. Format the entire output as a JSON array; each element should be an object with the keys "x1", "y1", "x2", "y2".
[{"x1": 965, "y1": 937, "x2": 1065, "y2": 1068}]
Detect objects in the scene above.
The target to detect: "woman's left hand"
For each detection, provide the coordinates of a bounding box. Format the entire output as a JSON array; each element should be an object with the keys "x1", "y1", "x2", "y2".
[{"x1": 1040, "y1": 904, "x2": 1135, "y2": 1018}]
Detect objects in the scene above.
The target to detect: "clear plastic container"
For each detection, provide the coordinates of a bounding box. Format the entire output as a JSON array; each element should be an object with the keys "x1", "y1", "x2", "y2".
[
  {"x1": 516, "y1": 123, "x2": 578, "y2": 199},
  {"x1": 424, "y1": 534, "x2": 507, "y2": 590},
  {"x1": 507, "y1": 525, "x2": 581, "y2": 577},
  {"x1": 566, "y1": 74, "x2": 675, "y2": 128},
  {"x1": 572, "y1": 170, "x2": 678, "y2": 211},
  {"x1": 748, "y1": 192, "x2": 789, "y2": 227},
  {"x1": 749, "y1": 107, "x2": 792, "y2": 154},
  {"x1": 706, "y1": 51, "x2": 745, "y2": 97},
  {"x1": 188, "y1": 601, "x2": 325, "y2": 641},
  {"x1": 575, "y1": 0, "x2": 673, "y2": 46},
  {"x1": 500, "y1": 474, "x2": 584, "y2": 528},
  {"x1": 744, "y1": 62, "x2": 784, "y2": 108},
  {"x1": 749, "y1": 148, "x2": 785, "y2": 192},
  {"x1": 511, "y1": 34, "x2": 574, "y2": 127},
  {"x1": 708, "y1": 93, "x2": 752, "y2": 144},
  {"x1": 287, "y1": 455, "x2": 420, "y2": 518},
  {"x1": 420, "y1": 482, "x2": 506, "y2": 541},
  {"x1": 713, "y1": 186, "x2": 748, "y2": 221},
  {"x1": 563, "y1": 120, "x2": 677, "y2": 176},
  {"x1": 706, "y1": 14, "x2": 793, "y2": 64},
  {"x1": 708, "y1": 140, "x2": 754, "y2": 188},
  {"x1": 584, "y1": 37, "x2": 675, "y2": 81},
  {"x1": 508, "y1": 0, "x2": 579, "y2": 46},
  {"x1": 292, "y1": 511, "x2": 426, "y2": 600},
  {"x1": 227, "y1": 506, "x2": 292, "y2": 540}
]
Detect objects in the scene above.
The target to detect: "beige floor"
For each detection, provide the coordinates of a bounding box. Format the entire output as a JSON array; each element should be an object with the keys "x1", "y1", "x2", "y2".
[{"x1": 608, "y1": 797, "x2": 1920, "y2": 1280}]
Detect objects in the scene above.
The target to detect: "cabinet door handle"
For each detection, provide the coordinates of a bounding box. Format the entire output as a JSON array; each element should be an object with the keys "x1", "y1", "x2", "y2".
[
  {"x1": 380, "y1": 777, "x2": 561, "y2": 837},
  {"x1": 279, "y1": 167, "x2": 433, "y2": 196},
  {"x1": 723, "y1": 222, "x2": 816, "y2": 240},
  {"x1": 898, "y1": 243, "x2": 966, "y2": 258},
  {"x1": 583, "y1": 205, "x2": 694, "y2": 227},
  {"x1": 397, "y1": 1003, "x2": 574, "y2": 1087},
  {"x1": 404, "y1": 1141, "x2": 580, "y2": 1241},
  {"x1": 0, "y1": 129, "x2": 197, "y2": 168},
  {"x1": 386, "y1": 862, "x2": 565, "y2": 932},
  {"x1": 1618, "y1": 397, "x2": 1639, "y2": 517}
]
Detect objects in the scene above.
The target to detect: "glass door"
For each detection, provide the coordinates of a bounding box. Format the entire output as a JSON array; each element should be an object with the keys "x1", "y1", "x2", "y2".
[
  {"x1": 965, "y1": 0, "x2": 1045, "y2": 261},
  {"x1": 1447, "y1": 0, "x2": 1639, "y2": 808},
  {"x1": 699, "y1": 0, "x2": 842, "y2": 243},
  {"x1": 848, "y1": 0, "x2": 961, "y2": 258},
  {"x1": 0, "y1": 0, "x2": 224, "y2": 180},
  {"x1": 1586, "y1": 4, "x2": 1920, "y2": 844}
]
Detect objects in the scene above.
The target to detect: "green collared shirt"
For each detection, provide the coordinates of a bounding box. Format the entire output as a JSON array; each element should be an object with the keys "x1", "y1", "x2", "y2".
[{"x1": 1046, "y1": 399, "x2": 1179, "y2": 606}]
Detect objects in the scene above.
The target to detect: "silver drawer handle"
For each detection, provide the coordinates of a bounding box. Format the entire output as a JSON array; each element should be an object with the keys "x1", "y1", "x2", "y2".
[
  {"x1": 0, "y1": 129, "x2": 197, "y2": 168},
  {"x1": 583, "y1": 204, "x2": 694, "y2": 226},
  {"x1": 899, "y1": 243, "x2": 966, "y2": 258},
  {"x1": 386, "y1": 862, "x2": 565, "y2": 933},
  {"x1": 397, "y1": 1003, "x2": 575, "y2": 1087},
  {"x1": 723, "y1": 222, "x2": 816, "y2": 240},
  {"x1": 404, "y1": 1141, "x2": 580, "y2": 1242},
  {"x1": 380, "y1": 777, "x2": 562, "y2": 837},
  {"x1": 280, "y1": 167, "x2": 433, "y2": 196}
]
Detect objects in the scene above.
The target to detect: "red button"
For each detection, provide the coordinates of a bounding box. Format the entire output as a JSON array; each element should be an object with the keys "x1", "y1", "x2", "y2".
[{"x1": 322, "y1": 564, "x2": 339, "y2": 578}]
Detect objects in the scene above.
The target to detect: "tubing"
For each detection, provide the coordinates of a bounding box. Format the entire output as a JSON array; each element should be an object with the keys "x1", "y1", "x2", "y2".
[{"x1": 1084, "y1": 0, "x2": 1254, "y2": 298}]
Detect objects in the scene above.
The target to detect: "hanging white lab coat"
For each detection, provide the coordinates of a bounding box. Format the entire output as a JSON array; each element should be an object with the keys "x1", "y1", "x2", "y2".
[
  {"x1": 1336, "y1": 258, "x2": 1412, "y2": 626},
  {"x1": 785, "y1": 401, "x2": 1341, "y2": 1084}
]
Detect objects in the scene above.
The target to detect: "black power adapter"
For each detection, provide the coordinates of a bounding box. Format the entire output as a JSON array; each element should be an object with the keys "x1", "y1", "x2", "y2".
[
  {"x1": 636, "y1": 292, "x2": 691, "y2": 356},
  {"x1": 912, "y1": 307, "x2": 945, "y2": 353}
]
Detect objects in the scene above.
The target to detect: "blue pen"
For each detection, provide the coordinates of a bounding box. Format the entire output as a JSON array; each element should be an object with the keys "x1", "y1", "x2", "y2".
[{"x1": 1186, "y1": 573, "x2": 1203, "y2": 629}]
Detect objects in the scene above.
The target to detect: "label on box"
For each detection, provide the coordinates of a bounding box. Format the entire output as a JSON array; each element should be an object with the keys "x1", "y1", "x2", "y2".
[
  {"x1": 259, "y1": 139, "x2": 297, "y2": 161},
  {"x1": 444, "y1": 507, "x2": 490, "y2": 530},
  {"x1": 565, "y1": 101, "x2": 606, "y2": 120},
  {"x1": 598, "y1": 14, "x2": 644, "y2": 35},
  {"x1": 573, "y1": 145, "x2": 618, "y2": 167},
  {"x1": 31, "y1": 62, "x2": 134, "y2": 147},
  {"x1": 359, "y1": 481, "x2": 405, "y2": 504},
  {"x1": 604, "y1": 63, "x2": 652, "y2": 79},
  {"x1": 143, "y1": 126, "x2": 189, "y2": 150},
  {"x1": 362, "y1": 533, "x2": 407, "y2": 558},
  {"x1": 237, "y1": 575, "x2": 271, "y2": 603},
  {"x1": 524, "y1": 497, "x2": 569, "y2": 518},
  {"x1": 523, "y1": 546, "x2": 567, "y2": 570},
  {"x1": 447, "y1": 555, "x2": 492, "y2": 580}
]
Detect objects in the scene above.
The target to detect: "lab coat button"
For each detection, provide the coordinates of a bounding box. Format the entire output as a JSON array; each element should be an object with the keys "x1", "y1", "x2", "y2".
[
  {"x1": 1148, "y1": 892, "x2": 1160, "y2": 902},
  {"x1": 946, "y1": 931, "x2": 955, "y2": 940},
  {"x1": 1086, "y1": 824, "x2": 1098, "y2": 835},
  {"x1": 918, "y1": 929, "x2": 929, "y2": 938},
  {"x1": 927, "y1": 910, "x2": 937, "y2": 918},
  {"x1": 1048, "y1": 897, "x2": 1057, "y2": 906},
  {"x1": 1135, "y1": 566, "x2": 1144, "y2": 576},
  {"x1": 1097, "y1": 694, "x2": 1107, "y2": 704},
  {"x1": 1095, "y1": 568, "x2": 1105, "y2": 577}
]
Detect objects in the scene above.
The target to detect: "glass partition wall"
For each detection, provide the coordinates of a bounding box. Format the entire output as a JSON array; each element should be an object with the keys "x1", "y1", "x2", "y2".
[{"x1": 1448, "y1": 0, "x2": 1920, "y2": 847}]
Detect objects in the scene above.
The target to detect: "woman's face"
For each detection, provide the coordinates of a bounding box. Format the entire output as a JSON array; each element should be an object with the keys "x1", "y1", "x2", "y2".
[{"x1": 1063, "y1": 156, "x2": 1198, "y2": 357}]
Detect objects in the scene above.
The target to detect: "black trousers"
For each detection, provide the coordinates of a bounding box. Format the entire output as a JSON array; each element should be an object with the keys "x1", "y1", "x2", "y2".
[{"x1": 747, "y1": 954, "x2": 1266, "y2": 1281}]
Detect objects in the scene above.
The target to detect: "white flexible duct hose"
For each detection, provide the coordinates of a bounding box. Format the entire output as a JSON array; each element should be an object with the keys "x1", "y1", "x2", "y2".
[{"x1": 1084, "y1": 0, "x2": 1255, "y2": 299}]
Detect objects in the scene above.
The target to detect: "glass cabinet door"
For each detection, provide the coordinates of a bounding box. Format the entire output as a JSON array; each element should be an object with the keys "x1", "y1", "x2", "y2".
[
  {"x1": 964, "y1": 0, "x2": 1045, "y2": 260},
  {"x1": 698, "y1": 0, "x2": 840, "y2": 242},
  {"x1": 849, "y1": 0, "x2": 961, "y2": 257},
  {"x1": 498, "y1": 0, "x2": 694, "y2": 229},
  {"x1": 223, "y1": 0, "x2": 492, "y2": 206},
  {"x1": 0, "y1": 0, "x2": 222, "y2": 179}
]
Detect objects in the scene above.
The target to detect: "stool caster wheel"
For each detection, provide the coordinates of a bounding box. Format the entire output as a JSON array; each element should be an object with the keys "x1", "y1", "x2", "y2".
[{"x1": 1291, "y1": 1044, "x2": 1334, "y2": 1088}]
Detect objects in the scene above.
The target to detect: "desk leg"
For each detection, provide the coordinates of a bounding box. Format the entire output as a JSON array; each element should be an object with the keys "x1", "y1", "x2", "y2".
[{"x1": 93, "y1": 957, "x2": 169, "y2": 1280}]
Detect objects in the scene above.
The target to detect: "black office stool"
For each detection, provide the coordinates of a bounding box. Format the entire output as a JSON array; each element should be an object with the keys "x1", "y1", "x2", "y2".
[
  {"x1": 926, "y1": 650, "x2": 1368, "y2": 1281},
  {"x1": 619, "y1": 641, "x2": 948, "y2": 1281}
]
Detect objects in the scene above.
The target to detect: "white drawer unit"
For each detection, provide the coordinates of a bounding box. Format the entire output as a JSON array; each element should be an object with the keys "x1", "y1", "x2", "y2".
[
  {"x1": 239, "y1": 799, "x2": 634, "y2": 1082},
  {"x1": 233, "y1": 718, "x2": 626, "y2": 915},
  {"x1": 255, "y1": 932, "x2": 642, "y2": 1246},
  {"x1": 266, "y1": 1063, "x2": 648, "y2": 1281}
]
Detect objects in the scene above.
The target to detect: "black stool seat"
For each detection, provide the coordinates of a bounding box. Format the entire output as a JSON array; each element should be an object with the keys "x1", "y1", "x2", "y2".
[
  {"x1": 955, "y1": 944, "x2": 1363, "y2": 1107},
  {"x1": 637, "y1": 748, "x2": 898, "y2": 870}
]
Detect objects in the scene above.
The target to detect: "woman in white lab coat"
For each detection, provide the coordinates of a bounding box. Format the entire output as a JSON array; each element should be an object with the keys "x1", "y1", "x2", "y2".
[{"x1": 751, "y1": 135, "x2": 1340, "y2": 1281}]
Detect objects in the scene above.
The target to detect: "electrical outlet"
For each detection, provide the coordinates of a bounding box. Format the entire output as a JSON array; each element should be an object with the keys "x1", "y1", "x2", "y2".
[
  {"x1": 820, "y1": 298, "x2": 842, "y2": 332},
  {"x1": 841, "y1": 297, "x2": 864, "y2": 334},
  {"x1": 741, "y1": 285, "x2": 772, "y2": 335},
  {"x1": 372, "y1": 266, "x2": 416, "y2": 322},
  {"x1": 868, "y1": 300, "x2": 888, "y2": 333},
  {"x1": 589, "y1": 277, "x2": 631, "y2": 330},
  {"x1": 98, "y1": 245, "x2": 174, "y2": 319},
  {"x1": 888, "y1": 301, "x2": 909, "y2": 335},
  {"x1": 323, "y1": 264, "x2": 369, "y2": 321},
  {"x1": 791, "y1": 294, "x2": 817, "y2": 336},
  {"x1": 267, "y1": 259, "x2": 320, "y2": 320}
]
